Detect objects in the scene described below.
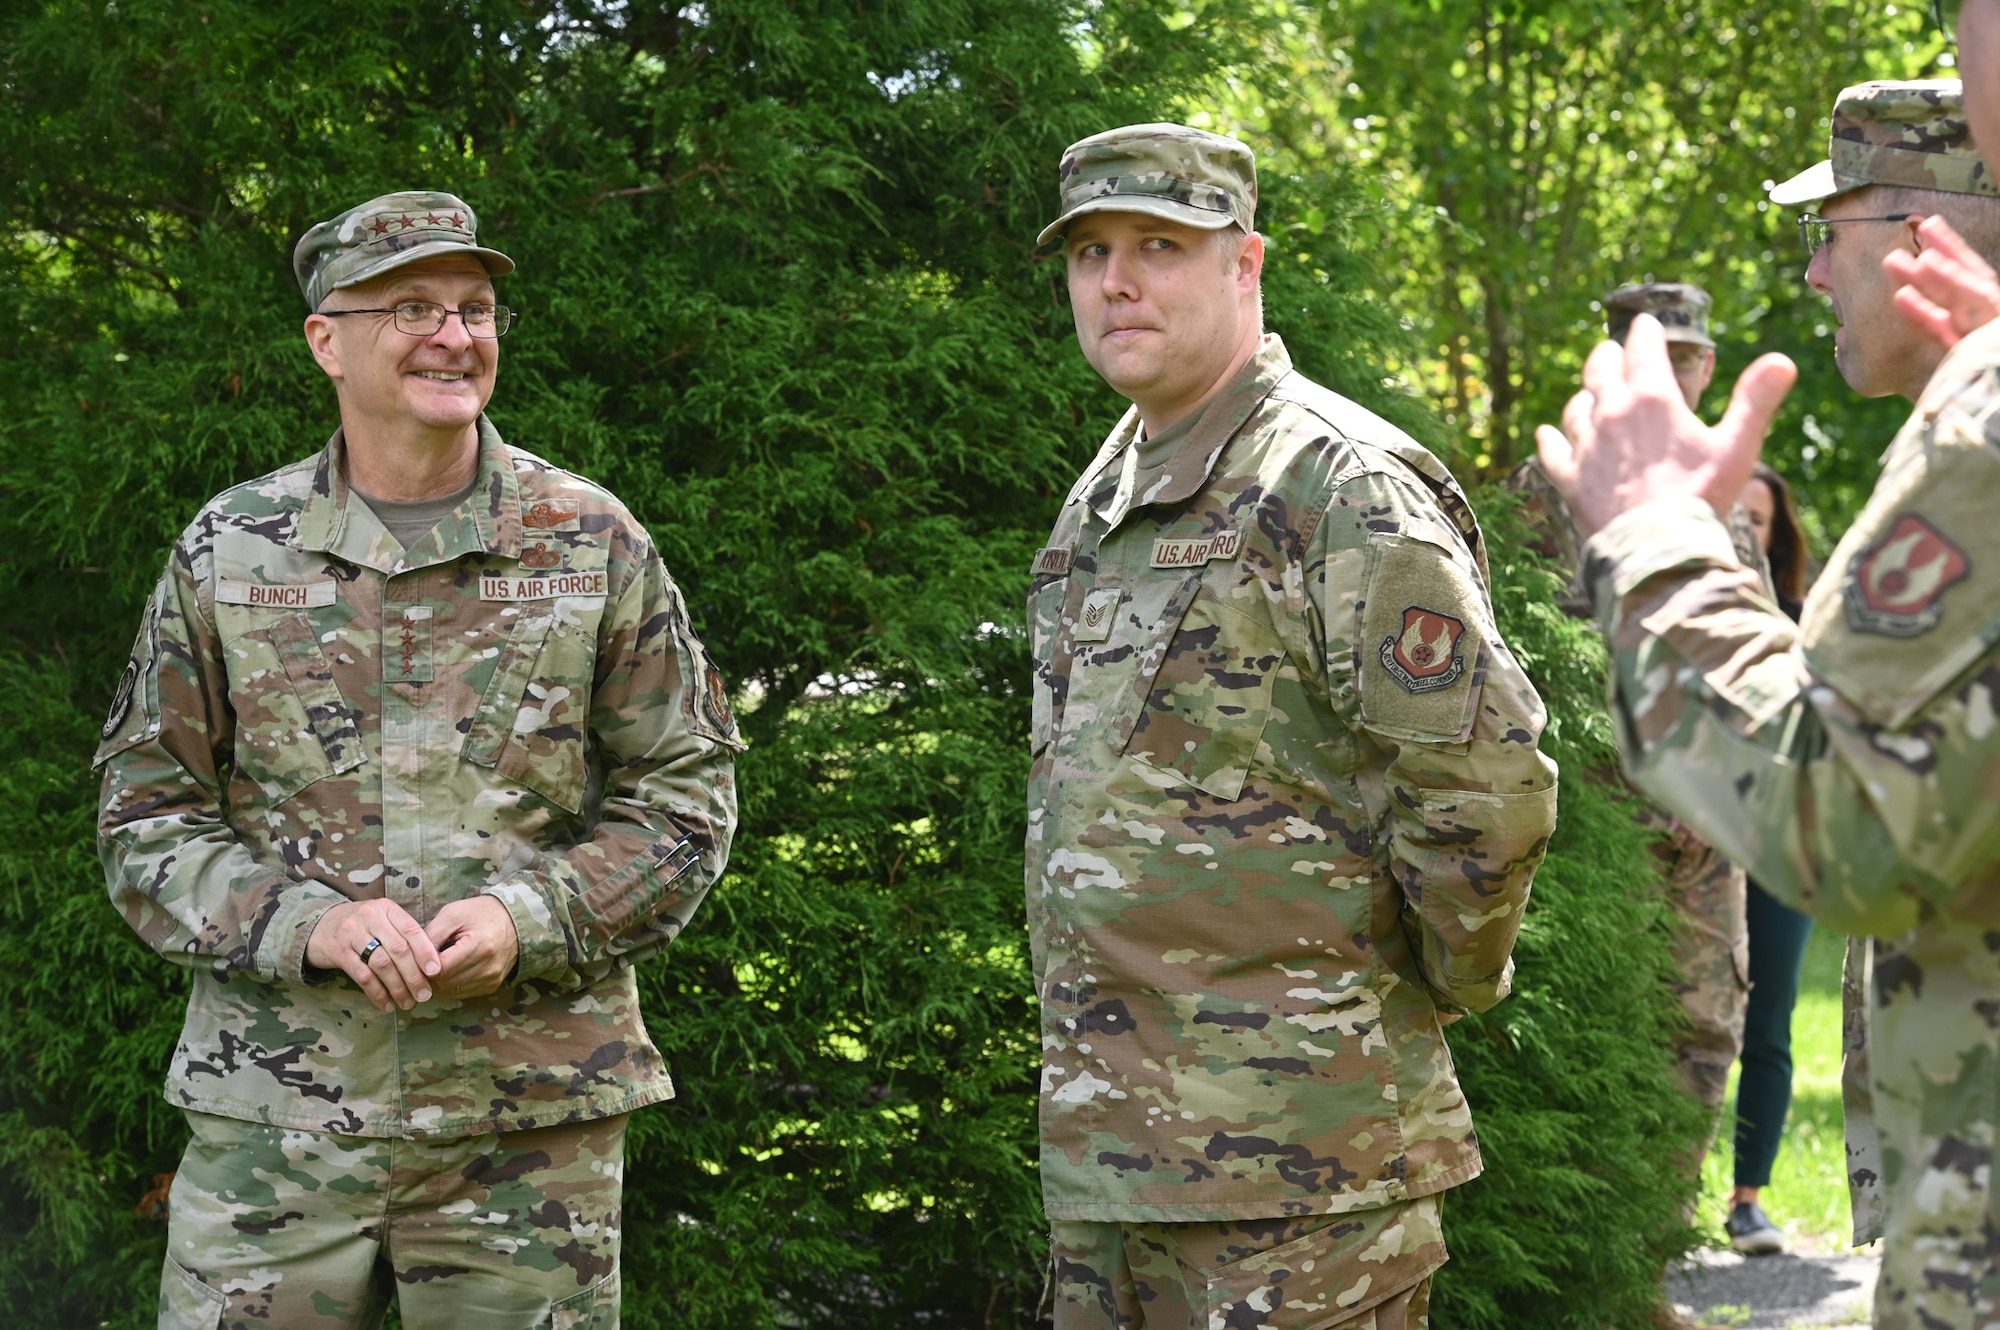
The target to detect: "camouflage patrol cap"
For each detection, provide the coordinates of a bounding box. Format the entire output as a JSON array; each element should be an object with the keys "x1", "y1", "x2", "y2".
[
  {"x1": 1034, "y1": 123, "x2": 1257, "y2": 259},
  {"x1": 293, "y1": 191, "x2": 515, "y2": 310},
  {"x1": 1604, "y1": 283, "x2": 1714, "y2": 348},
  {"x1": 1769, "y1": 80, "x2": 1996, "y2": 207}
]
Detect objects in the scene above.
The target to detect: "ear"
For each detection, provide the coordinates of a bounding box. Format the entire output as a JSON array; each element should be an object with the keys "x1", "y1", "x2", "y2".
[
  {"x1": 1236, "y1": 230, "x2": 1265, "y2": 292},
  {"x1": 303, "y1": 312, "x2": 345, "y2": 383}
]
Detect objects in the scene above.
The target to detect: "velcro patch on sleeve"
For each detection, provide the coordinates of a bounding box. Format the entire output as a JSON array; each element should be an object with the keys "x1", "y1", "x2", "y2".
[{"x1": 1357, "y1": 533, "x2": 1487, "y2": 741}]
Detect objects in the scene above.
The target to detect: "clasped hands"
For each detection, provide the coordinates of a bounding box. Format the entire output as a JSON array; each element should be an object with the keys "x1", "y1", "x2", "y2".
[
  {"x1": 1536, "y1": 215, "x2": 1998, "y2": 535},
  {"x1": 304, "y1": 895, "x2": 519, "y2": 1013}
]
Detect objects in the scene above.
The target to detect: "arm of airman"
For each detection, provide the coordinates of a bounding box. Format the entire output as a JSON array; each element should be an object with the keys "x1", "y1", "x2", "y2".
[
  {"x1": 95, "y1": 540, "x2": 352, "y2": 981},
  {"x1": 483, "y1": 537, "x2": 743, "y2": 990},
  {"x1": 1582, "y1": 346, "x2": 2000, "y2": 934},
  {"x1": 1311, "y1": 462, "x2": 1559, "y2": 1013}
]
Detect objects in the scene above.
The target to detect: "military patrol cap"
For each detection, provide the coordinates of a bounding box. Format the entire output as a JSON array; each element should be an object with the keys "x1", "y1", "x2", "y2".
[
  {"x1": 293, "y1": 191, "x2": 515, "y2": 310},
  {"x1": 1034, "y1": 123, "x2": 1257, "y2": 259},
  {"x1": 1769, "y1": 80, "x2": 1996, "y2": 207},
  {"x1": 1604, "y1": 283, "x2": 1714, "y2": 348}
]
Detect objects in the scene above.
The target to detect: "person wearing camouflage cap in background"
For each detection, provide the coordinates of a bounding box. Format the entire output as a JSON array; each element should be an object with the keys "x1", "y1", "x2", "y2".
[
  {"x1": 97, "y1": 190, "x2": 743, "y2": 1329},
  {"x1": 1027, "y1": 123, "x2": 1558, "y2": 1329},
  {"x1": 1538, "y1": 59, "x2": 2000, "y2": 1329},
  {"x1": 1510, "y1": 284, "x2": 1762, "y2": 1284}
]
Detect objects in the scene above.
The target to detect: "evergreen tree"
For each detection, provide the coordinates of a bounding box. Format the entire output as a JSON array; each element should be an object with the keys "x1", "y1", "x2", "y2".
[{"x1": 0, "y1": 2, "x2": 1705, "y2": 1325}]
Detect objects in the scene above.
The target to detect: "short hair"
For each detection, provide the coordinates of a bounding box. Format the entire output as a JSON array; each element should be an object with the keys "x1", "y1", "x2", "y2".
[{"x1": 1865, "y1": 183, "x2": 2000, "y2": 267}]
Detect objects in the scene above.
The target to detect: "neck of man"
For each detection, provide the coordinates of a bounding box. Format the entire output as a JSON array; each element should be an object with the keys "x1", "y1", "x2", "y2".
[
  {"x1": 1134, "y1": 316, "x2": 1264, "y2": 439},
  {"x1": 1896, "y1": 341, "x2": 1952, "y2": 404},
  {"x1": 338, "y1": 411, "x2": 482, "y2": 501}
]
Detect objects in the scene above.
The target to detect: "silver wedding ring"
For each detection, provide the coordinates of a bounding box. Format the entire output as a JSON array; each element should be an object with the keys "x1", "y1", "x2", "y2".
[{"x1": 358, "y1": 938, "x2": 383, "y2": 964}]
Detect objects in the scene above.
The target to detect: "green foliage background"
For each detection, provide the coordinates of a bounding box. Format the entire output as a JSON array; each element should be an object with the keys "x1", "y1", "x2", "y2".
[{"x1": 0, "y1": 1, "x2": 1834, "y2": 1326}]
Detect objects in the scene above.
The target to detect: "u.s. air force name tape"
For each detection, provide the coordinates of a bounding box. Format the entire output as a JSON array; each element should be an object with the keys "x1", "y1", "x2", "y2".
[
  {"x1": 1150, "y1": 529, "x2": 1242, "y2": 569},
  {"x1": 480, "y1": 571, "x2": 608, "y2": 601}
]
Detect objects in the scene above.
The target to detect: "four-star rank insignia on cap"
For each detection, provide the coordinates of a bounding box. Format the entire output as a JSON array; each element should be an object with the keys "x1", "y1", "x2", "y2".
[
  {"x1": 1844, "y1": 513, "x2": 1969, "y2": 638},
  {"x1": 1379, "y1": 606, "x2": 1467, "y2": 693}
]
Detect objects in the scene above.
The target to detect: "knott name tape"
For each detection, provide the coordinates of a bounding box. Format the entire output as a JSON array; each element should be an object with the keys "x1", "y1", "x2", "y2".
[
  {"x1": 480, "y1": 572, "x2": 608, "y2": 601},
  {"x1": 1150, "y1": 530, "x2": 1242, "y2": 569},
  {"x1": 217, "y1": 579, "x2": 337, "y2": 608}
]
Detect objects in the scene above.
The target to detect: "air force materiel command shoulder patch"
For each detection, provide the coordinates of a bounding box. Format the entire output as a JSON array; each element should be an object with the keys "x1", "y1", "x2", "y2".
[
  {"x1": 1844, "y1": 512, "x2": 1969, "y2": 638},
  {"x1": 1150, "y1": 529, "x2": 1242, "y2": 569},
  {"x1": 1380, "y1": 607, "x2": 1467, "y2": 693}
]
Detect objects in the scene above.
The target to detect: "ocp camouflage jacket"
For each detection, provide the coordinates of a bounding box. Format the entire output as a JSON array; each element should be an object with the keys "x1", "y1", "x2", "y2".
[
  {"x1": 96, "y1": 419, "x2": 741, "y2": 1139},
  {"x1": 1583, "y1": 318, "x2": 2000, "y2": 1293},
  {"x1": 1027, "y1": 337, "x2": 1558, "y2": 1222}
]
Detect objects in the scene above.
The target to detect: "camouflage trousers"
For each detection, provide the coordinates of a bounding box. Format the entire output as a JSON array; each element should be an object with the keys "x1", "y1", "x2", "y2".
[
  {"x1": 158, "y1": 1109, "x2": 624, "y2": 1330},
  {"x1": 1048, "y1": 1194, "x2": 1445, "y2": 1329},
  {"x1": 1647, "y1": 811, "x2": 1750, "y2": 1114},
  {"x1": 1866, "y1": 920, "x2": 2000, "y2": 1330}
]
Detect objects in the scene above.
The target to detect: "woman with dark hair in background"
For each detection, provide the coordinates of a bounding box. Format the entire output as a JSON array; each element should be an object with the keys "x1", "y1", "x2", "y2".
[{"x1": 1722, "y1": 462, "x2": 1815, "y2": 1255}]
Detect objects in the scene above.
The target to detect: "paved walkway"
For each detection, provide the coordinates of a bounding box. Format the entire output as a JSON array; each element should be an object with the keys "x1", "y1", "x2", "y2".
[{"x1": 1669, "y1": 1247, "x2": 1879, "y2": 1328}]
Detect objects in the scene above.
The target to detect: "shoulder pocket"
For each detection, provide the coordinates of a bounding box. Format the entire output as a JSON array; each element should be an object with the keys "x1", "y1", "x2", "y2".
[
  {"x1": 1356, "y1": 532, "x2": 1488, "y2": 743},
  {"x1": 220, "y1": 609, "x2": 363, "y2": 803},
  {"x1": 95, "y1": 573, "x2": 168, "y2": 766},
  {"x1": 1802, "y1": 500, "x2": 2000, "y2": 732},
  {"x1": 1027, "y1": 574, "x2": 1069, "y2": 757},
  {"x1": 1118, "y1": 587, "x2": 1283, "y2": 803}
]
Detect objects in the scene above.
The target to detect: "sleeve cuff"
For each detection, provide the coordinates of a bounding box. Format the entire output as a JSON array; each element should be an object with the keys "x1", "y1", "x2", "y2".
[
  {"x1": 257, "y1": 878, "x2": 355, "y2": 985},
  {"x1": 1581, "y1": 495, "x2": 1741, "y2": 620},
  {"x1": 484, "y1": 879, "x2": 571, "y2": 984}
]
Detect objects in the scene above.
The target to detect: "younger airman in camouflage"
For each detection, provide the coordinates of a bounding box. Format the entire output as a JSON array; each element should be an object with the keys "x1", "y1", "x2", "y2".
[
  {"x1": 1538, "y1": 72, "x2": 2000, "y2": 1330},
  {"x1": 98, "y1": 191, "x2": 741, "y2": 1329},
  {"x1": 1029, "y1": 123, "x2": 1558, "y2": 1329}
]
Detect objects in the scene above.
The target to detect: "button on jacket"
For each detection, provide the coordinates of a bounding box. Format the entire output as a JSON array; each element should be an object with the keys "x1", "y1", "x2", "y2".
[
  {"x1": 96, "y1": 419, "x2": 740, "y2": 1138},
  {"x1": 1027, "y1": 337, "x2": 1558, "y2": 1222}
]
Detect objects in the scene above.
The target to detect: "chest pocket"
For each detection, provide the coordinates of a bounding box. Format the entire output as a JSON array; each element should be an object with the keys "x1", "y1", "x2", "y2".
[
  {"x1": 220, "y1": 609, "x2": 364, "y2": 804},
  {"x1": 1117, "y1": 588, "x2": 1284, "y2": 803},
  {"x1": 462, "y1": 600, "x2": 601, "y2": 814}
]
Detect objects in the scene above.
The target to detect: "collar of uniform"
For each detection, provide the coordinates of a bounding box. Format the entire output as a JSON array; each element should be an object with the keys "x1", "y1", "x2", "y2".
[
  {"x1": 295, "y1": 416, "x2": 521, "y2": 573},
  {"x1": 1089, "y1": 334, "x2": 1293, "y2": 528}
]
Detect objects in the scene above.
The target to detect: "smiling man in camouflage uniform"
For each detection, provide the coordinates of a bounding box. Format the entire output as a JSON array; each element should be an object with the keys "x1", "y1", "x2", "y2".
[
  {"x1": 1028, "y1": 124, "x2": 1558, "y2": 1329},
  {"x1": 1538, "y1": 67, "x2": 2000, "y2": 1330},
  {"x1": 96, "y1": 191, "x2": 741, "y2": 1329}
]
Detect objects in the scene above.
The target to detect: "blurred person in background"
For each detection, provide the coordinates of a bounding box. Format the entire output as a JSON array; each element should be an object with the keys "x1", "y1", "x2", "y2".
[{"x1": 1722, "y1": 463, "x2": 1816, "y2": 1256}]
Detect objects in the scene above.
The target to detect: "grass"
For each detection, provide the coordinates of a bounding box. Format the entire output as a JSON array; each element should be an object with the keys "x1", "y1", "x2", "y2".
[{"x1": 1696, "y1": 923, "x2": 1856, "y2": 1251}]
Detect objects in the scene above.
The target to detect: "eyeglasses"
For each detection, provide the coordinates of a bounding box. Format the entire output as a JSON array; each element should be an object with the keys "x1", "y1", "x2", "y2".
[
  {"x1": 321, "y1": 300, "x2": 516, "y2": 338},
  {"x1": 1796, "y1": 213, "x2": 1917, "y2": 256}
]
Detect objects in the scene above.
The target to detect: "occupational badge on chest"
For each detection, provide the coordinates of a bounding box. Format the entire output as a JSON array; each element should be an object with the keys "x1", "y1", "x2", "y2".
[
  {"x1": 1844, "y1": 513, "x2": 1969, "y2": 638},
  {"x1": 1380, "y1": 606, "x2": 1466, "y2": 693},
  {"x1": 521, "y1": 499, "x2": 581, "y2": 532},
  {"x1": 1073, "y1": 587, "x2": 1122, "y2": 643},
  {"x1": 1150, "y1": 529, "x2": 1242, "y2": 569}
]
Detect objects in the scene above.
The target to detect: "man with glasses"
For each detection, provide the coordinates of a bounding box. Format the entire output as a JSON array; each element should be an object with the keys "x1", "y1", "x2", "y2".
[
  {"x1": 1536, "y1": 53, "x2": 2000, "y2": 1327},
  {"x1": 96, "y1": 190, "x2": 742, "y2": 1327},
  {"x1": 1779, "y1": 82, "x2": 2000, "y2": 403}
]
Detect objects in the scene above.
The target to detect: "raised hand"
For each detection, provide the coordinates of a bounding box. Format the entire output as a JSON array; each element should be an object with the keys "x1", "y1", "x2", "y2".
[
  {"x1": 1885, "y1": 215, "x2": 2000, "y2": 352},
  {"x1": 1535, "y1": 313, "x2": 1797, "y2": 539}
]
